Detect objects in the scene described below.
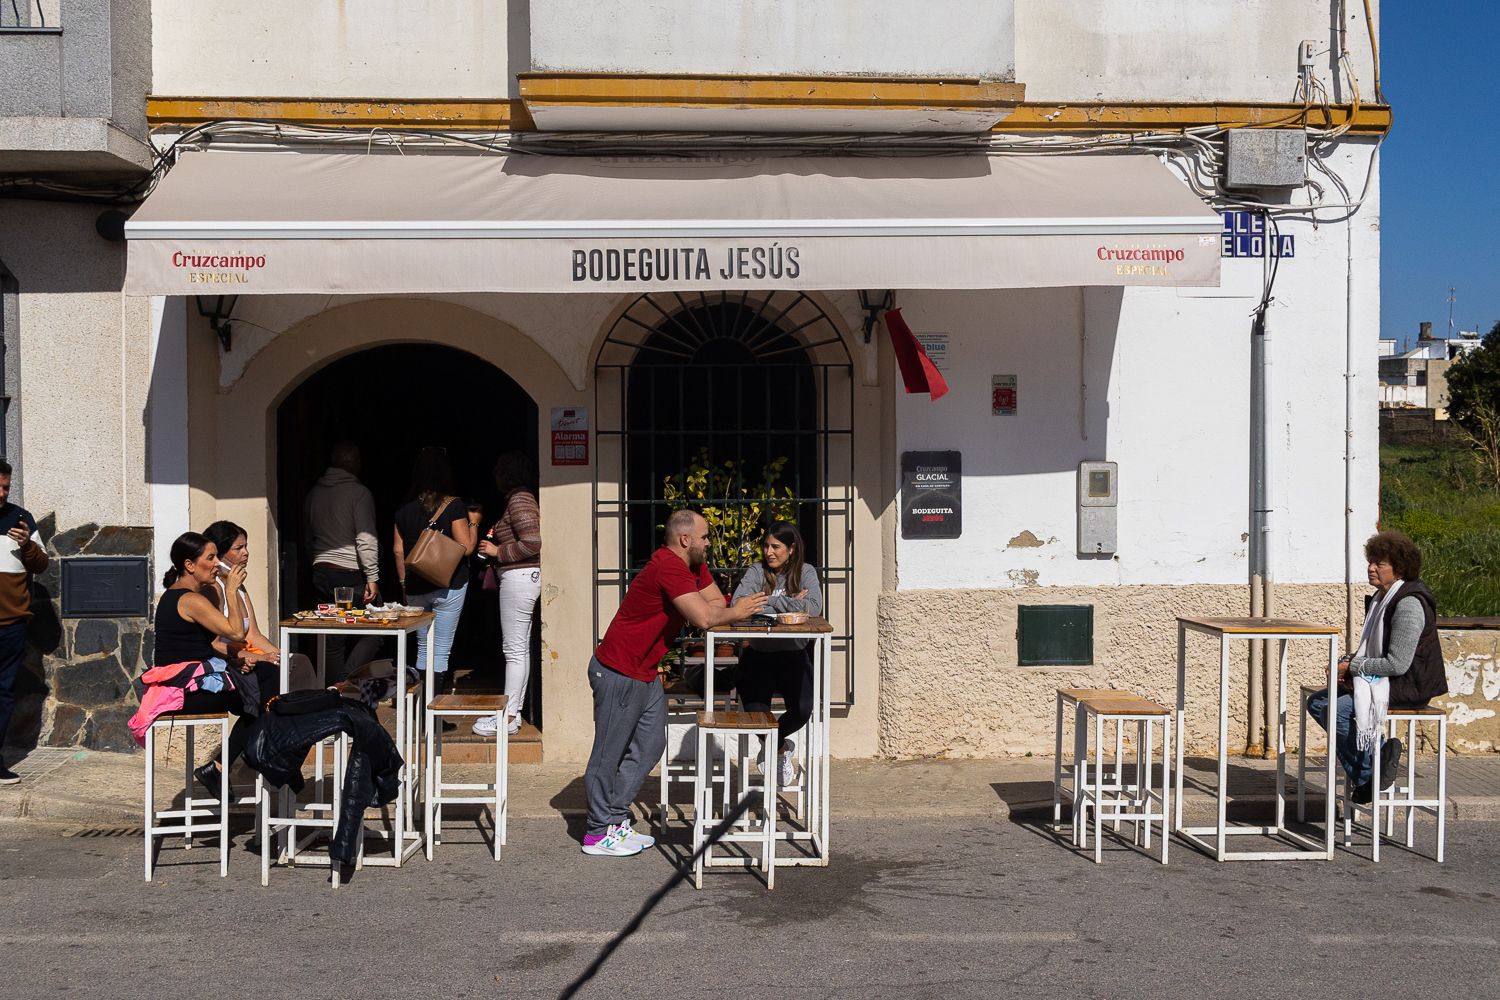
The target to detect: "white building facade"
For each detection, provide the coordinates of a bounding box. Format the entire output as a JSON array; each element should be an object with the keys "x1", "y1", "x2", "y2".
[{"x1": 1, "y1": 1, "x2": 1389, "y2": 759}]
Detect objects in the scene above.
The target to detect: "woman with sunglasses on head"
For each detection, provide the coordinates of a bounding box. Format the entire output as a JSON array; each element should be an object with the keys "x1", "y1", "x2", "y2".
[{"x1": 731, "y1": 520, "x2": 823, "y2": 787}]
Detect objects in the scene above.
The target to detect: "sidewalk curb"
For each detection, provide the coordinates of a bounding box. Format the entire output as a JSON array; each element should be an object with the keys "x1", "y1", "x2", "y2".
[{"x1": 6, "y1": 790, "x2": 1499, "y2": 830}]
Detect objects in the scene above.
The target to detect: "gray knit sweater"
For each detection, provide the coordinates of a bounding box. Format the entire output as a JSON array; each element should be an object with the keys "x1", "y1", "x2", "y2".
[
  {"x1": 1350, "y1": 593, "x2": 1423, "y2": 678},
  {"x1": 732, "y1": 562, "x2": 822, "y2": 651}
]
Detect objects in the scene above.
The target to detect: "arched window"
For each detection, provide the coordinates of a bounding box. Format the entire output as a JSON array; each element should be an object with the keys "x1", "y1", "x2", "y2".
[{"x1": 595, "y1": 291, "x2": 855, "y2": 702}]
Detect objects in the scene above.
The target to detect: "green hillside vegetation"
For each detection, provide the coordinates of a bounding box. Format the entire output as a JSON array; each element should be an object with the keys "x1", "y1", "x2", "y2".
[{"x1": 1380, "y1": 439, "x2": 1500, "y2": 616}]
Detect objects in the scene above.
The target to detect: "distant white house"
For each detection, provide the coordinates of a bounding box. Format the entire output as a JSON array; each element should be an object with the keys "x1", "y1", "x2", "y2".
[{"x1": 1379, "y1": 322, "x2": 1483, "y2": 415}]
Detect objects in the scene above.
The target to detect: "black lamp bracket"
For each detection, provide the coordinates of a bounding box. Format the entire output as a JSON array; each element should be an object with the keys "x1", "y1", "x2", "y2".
[
  {"x1": 194, "y1": 295, "x2": 238, "y2": 352},
  {"x1": 858, "y1": 290, "x2": 894, "y2": 344}
]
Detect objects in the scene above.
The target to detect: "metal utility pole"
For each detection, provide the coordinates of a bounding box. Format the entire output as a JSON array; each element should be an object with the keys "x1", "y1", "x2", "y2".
[{"x1": 1448, "y1": 287, "x2": 1457, "y2": 338}]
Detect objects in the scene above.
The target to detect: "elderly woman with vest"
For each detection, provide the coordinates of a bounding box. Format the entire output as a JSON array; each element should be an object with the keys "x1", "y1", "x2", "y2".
[{"x1": 1307, "y1": 530, "x2": 1447, "y2": 805}]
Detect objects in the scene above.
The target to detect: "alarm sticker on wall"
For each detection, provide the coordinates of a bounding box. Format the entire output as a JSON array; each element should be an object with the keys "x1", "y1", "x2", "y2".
[{"x1": 992, "y1": 375, "x2": 1017, "y2": 416}]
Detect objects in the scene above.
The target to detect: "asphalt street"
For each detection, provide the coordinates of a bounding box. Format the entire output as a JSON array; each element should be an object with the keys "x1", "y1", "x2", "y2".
[{"x1": 2, "y1": 811, "x2": 1496, "y2": 1000}]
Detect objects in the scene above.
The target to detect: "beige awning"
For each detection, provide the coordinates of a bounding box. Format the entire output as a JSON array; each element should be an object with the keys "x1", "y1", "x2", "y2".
[{"x1": 124, "y1": 150, "x2": 1222, "y2": 295}]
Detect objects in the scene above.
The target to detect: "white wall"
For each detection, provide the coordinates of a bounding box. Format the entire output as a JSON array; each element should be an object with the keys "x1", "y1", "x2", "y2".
[
  {"x1": 895, "y1": 142, "x2": 1381, "y2": 591},
  {"x1": 529, "y1": 0, "x2": 1015, "y2": 79},
  {"x1": 149, "y1": 0, "x2": 1376, "y2": 106},
  {"x1": 151, "y1": 0, "x2": 523, "y2": 98},
  {"x1": 0, "y1": 202, "x2": 152, "y2": 529},
  {"x1": 1017, "y1": 0, "x2": 1379, "y2": 104}
]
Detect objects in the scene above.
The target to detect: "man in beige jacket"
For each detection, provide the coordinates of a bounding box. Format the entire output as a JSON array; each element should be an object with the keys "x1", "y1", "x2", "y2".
[{"x1": 304, "y1": 442, "x2": 381, "y2": 681}]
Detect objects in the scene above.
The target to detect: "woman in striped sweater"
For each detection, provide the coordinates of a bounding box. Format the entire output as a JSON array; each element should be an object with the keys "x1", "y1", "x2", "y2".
[{"x1": 473, "y1": 451, "x2": 542, "y2": 737}]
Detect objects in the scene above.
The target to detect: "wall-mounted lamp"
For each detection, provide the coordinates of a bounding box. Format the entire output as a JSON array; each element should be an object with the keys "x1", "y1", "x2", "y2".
[
  {"x1": 195, "y1": 295, "x2": 238, "y2": 352},
  {"x1": 858, "y1": 290, "x2": 894, "y2": 344}
]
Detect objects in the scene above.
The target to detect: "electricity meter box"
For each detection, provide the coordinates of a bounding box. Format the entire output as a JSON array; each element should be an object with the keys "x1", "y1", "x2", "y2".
[{"x1": 1077, "y1": 461, "x2": 1117, "y2": 555}]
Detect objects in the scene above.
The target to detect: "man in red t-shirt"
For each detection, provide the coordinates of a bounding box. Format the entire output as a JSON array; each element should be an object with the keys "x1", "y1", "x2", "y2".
[{"x1": 582, "y1": 509, "x2": 767, "y2": 856}]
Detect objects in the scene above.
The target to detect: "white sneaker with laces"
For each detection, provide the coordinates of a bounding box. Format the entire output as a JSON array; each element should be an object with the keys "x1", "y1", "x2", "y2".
[
  {"x1": 581, "y1": 824, "x2": 644, "y2": 857},
  {"x1": 617, "y1": 818, "x2": 655, "y2": 849},
  {"x1": 471, "y1": 714, "x2": 499, "y2": 738},
  {"x1": 778, "y1": 747, "x2": 799, "y2": 787}
]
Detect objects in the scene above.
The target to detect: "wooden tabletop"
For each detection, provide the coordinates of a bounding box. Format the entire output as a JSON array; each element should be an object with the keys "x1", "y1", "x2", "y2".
[
  {"x1": 1178, "y1": 616, "x2": 1340, "y2": 635},
  {"x1": 708, "y1": 615, "x2": 835, "y2": 635},
  {"x1": 280, "y1": 611, "x2": 435, "y2": 631}
]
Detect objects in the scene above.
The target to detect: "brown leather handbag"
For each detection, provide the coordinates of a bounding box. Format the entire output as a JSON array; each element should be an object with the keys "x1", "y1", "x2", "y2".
[{"x1": 404, "y1": 496, "x2": 466, "y2": 587}]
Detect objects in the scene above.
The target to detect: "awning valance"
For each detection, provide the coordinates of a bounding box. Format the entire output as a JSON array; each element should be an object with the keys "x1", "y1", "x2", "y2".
[{"x1": 124, "y1": 151, "x2": 1222, "y2": 295}]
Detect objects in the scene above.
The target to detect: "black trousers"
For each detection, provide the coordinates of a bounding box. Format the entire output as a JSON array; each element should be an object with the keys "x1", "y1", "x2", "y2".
[
  {"x1": 311, "y1": 565, "x2": 379, "y2": 683},
  {"x1": 175, "y1": 660, "x2": 280, "y2": 766},
  {"x1": 736, "y1": 645, "x2": 814, "y2": 746}
]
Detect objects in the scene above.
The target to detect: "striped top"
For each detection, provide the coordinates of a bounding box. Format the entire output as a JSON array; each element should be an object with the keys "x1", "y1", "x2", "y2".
[{"x1": 491, "y1": 490, "x2": 541, "y2": 571}]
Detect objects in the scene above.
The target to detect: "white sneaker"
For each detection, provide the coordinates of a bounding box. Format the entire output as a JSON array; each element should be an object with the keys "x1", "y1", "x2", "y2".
[
  {"x1": 506, "y1": 715, "x2": 522, "y2": 735},
  {"x1": 778, "y1": 748, "x2": 799, "y2": 787},
  {"x1": 472, "y1": 715, "x2": 499, "y2": 738},
  {"x1": 617, "y1": 818, "x2": 655, "y2": 849},
  {"x1": 581, "y1": 824, "x2": 644, "y2": 857}
]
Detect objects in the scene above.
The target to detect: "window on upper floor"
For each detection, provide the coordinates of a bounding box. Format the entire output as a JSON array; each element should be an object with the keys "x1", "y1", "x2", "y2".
[{"x1": 1, "y1": 0, "x2": 61, "y2": 31}]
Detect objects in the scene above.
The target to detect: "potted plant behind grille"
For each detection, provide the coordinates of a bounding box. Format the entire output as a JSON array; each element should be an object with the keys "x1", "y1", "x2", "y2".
[{"x1": 661, "y1": 448, "x2": 797, "y2": 694}]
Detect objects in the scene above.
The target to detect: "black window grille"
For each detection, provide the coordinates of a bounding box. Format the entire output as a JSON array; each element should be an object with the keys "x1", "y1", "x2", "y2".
[{"x1": 594, "y1": 291, "x2": 857, "y2": 705}]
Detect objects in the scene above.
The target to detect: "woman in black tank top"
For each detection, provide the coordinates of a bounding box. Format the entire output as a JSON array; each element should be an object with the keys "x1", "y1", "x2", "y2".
[{"x1": 149, "y1": 532, "x2": 279, "y2": 800}]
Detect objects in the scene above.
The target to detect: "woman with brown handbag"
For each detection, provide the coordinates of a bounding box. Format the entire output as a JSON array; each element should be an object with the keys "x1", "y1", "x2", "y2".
[{"x1": 392, "y1": 447, "x2": 478, "y2": 691}]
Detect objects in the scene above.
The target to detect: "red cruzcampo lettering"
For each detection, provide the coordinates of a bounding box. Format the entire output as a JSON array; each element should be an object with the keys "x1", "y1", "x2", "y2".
[{"x1": 171, "y1": 252, "x2": 265, "y2": 269}]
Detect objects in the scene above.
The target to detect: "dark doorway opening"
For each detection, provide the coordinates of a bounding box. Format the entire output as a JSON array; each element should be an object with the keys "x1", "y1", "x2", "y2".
[{"x1": 275, "y1": 343, "x2": 542, "y2": 725}]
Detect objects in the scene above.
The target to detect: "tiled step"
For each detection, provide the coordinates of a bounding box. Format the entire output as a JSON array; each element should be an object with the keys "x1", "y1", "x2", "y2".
[{"x1": 433, "y1": 721, "x2": 543, "y2": 764}]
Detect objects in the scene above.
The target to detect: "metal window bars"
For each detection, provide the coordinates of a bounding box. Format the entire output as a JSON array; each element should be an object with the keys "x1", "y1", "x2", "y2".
[
  {"x1": 2, "y1": 1, "x2": 60, "y2": 30},
  {"x1": 593, "y1": 290, "x2": 857, "y2": 706}
]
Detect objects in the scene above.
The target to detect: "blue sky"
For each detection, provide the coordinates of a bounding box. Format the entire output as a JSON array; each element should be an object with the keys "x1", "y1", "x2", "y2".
[{"x1": 1379, "y1": 2, "x2": 1500, "y2": 345}]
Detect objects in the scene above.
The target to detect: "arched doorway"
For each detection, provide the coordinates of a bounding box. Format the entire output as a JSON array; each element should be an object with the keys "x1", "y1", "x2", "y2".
[
  {"x1": 594, "y1": 291, "x2": 855, "y2": 701},
  {"x1": 275, "y1": 343, "x2": 542, "y2": 722}
]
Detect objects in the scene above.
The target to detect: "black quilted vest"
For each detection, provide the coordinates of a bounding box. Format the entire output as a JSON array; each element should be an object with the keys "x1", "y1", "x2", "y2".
[{"x1": 1369, "y1": 580, "x2": 1447, "y2": 707}]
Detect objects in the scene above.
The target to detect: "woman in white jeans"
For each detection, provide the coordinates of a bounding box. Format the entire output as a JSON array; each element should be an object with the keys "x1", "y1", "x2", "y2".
[
  {"x1": 473, "y1": 451, "x2": 541, "y2": 737},
  {"x1": 392, "y1": 447, "x2": 478, "y2": 695}
]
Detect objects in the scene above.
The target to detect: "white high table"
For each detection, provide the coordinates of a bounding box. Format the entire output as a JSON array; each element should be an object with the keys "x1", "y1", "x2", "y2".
[
  {"x1": 1175, "y1": 616, "x2": 1340, "y2": 861},
  {"x1": 278, "y1": 612, "x2": 435, "y2": 867},
  {"x1": 704, "y1": 616, "x2": 834, "y2": 867}
]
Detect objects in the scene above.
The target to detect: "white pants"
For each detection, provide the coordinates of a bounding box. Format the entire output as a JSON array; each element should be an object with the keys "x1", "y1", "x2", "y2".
[{"x1": 499, "y1": 566, "x2": 541, "y2": 726}]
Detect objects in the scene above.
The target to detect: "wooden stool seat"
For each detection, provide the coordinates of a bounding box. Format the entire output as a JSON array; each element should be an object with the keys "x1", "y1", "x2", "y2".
[
  {"x1": 697, "y1": 710, "x2": 778, "y2": 730},
  {"x1": 1391, "y1": 703, "x2": 1446, "y2": 718},
  {"x1": 430, "y1": 693, "x2": 508, "y2": 712},
  {"x1": 1071, "y1": 692, "x2": 1171, "y2": 717},
  {"x1": 157, "y1": 711, "x2": 235, "y2": 722}
]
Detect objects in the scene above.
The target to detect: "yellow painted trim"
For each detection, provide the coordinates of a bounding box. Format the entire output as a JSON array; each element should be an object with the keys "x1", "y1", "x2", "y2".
[
  {"x1": 998, "y1": 101, "x2": 1391, "y2": 135},
  {"x1": 147, "y1": 97, "x2": 534, "y2": 130},
  {"x1": 517, "y1": 73, "x2": 1026, "y2": 111},
  {"x1": 148, "y1": 94, "x2": 1390, "y2": 136}
]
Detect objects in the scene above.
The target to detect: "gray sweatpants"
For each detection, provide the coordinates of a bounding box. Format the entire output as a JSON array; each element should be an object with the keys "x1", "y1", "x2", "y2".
[{"x1": 583, "y1": 657, "x2": 666, "y2": 839}]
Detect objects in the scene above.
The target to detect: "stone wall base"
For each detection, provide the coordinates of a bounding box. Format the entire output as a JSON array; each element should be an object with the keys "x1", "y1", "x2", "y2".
[
  {"x1": 877, "y1": 583, "x2": 1350, "y2": 758},
  {"x1": 13, "y1": 517, "x2": 153, "y2": 753},
  {"x1": 1441, "y1": 627, "x2": 1500, "y2": 752}
]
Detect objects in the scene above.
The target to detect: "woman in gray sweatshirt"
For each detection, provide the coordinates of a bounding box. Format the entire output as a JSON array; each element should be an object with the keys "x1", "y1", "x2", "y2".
[
  {"x1": 1307, "y1": 530, "x2": 1445, "y2": 804},
  {"x1": 731, "y1": 520, "x2": 823, "y2": 786}
]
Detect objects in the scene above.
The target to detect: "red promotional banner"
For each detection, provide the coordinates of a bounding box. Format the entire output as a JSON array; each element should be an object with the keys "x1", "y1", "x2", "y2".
[{"x1": 884, "y1": 308, "x2": 950, "y2": 401}]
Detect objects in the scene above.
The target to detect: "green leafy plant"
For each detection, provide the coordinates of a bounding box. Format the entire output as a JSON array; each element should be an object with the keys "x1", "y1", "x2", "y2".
[
  {"x1": 660, "y1": 448, "x2": 797, "y2": 572},
  {"x1": 1381, "y1": 440, "x2": 1500, "y2": 616}
]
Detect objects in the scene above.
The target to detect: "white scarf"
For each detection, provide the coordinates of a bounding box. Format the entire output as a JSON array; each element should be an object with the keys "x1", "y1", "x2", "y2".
[{"x1": 1351, "y1": 580, "x2": 1402, "y2": 753}]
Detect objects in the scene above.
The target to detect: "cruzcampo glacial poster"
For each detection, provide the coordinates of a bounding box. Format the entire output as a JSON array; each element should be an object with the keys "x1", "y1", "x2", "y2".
[{"x1": 901, "y1": 451, "x2": 961, "y2": 539}]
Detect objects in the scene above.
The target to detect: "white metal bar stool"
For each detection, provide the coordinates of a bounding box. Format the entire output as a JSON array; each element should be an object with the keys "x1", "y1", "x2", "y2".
[
  {"x1": 425, "y1": 694, "x2": 508, "y2": 861},
  {"x1": 144, "y1": 712, "x2": 232, "y2": 881},
  {"x1": 693, "y1": 710, "x2": 779, "y2": 890},
  {"x1": 257, "y1": 732, "x2": 349, "y2": 886},
  {"x1": 1053, "y1": 688, "x2": 1133, "y2": 838},
  {"x1": 1297, "y1": 688, "x2": 1448, "y2": 862},
  {"x1": 1069, "y1": 692, "x2": 1173, "y2": 864}
]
